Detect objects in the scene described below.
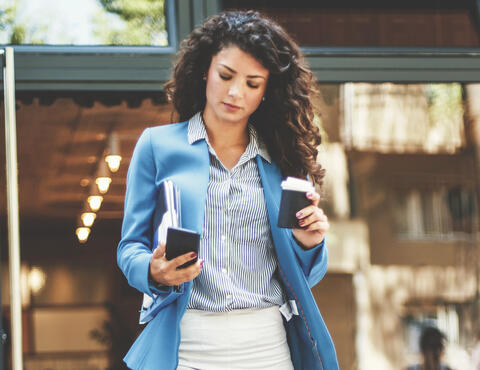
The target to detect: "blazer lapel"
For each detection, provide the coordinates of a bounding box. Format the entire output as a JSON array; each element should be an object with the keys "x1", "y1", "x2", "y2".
[
  {"x1": 256, "y1": 155, "x2": 289, "y2": 255},
  {"x1": 176, "y1": 139, "x2": 210, "y2": 234}
]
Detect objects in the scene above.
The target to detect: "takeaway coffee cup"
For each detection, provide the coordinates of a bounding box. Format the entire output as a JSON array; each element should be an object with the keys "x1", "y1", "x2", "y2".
[{"x1": 277, "y1": 177, "x2": 315, "y2": 228}]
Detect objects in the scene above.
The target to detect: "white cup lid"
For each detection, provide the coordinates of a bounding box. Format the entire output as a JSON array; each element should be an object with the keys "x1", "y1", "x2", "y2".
[{"x1": 280, "y1": 177, "x2": 314, "y2": 192}]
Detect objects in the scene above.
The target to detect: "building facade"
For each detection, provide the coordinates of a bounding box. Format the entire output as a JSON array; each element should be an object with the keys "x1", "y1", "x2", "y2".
[{"x1": 2, "y1": 1, "x2": 480, "y2": 369}]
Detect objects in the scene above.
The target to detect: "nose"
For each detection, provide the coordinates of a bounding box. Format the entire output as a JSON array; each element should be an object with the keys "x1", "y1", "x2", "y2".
[{"x1": 228, "y1": 80, "x2": 242, "y2": 97}]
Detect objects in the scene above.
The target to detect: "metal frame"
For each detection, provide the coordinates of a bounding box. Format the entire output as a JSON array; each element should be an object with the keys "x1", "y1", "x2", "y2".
[
  {"x1": 303, "y1": 47, "x2": 480, "y2": 83},
  {"x1": 3, "y1": 0, "x2": 179, "y2": 55},
  {"x1": 2, "y1": 47, "x2": 23, "y2": 370},
  {"x1": 3, "y1": 47, "x2": 480, "y2": 92},
  {"x1": 1, "y1": 0, "x2": 480, "y2": 90}
]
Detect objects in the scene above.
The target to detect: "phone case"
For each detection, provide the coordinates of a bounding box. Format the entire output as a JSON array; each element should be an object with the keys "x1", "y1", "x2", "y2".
[{"x1": 165, "y1": 227, "x2": 200, "y2": 268}]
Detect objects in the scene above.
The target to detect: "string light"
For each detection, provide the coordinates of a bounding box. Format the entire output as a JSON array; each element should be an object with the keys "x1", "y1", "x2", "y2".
[
  {"x1": 87, "y1": 195, "x2": 103, "y2": 212},
  {"x1": 75, "y1": 131, "x2": 125, "y2": 243},
  {"x1": 95, "y1": 159, "x2": 112, "y2": 194},
  {"x1": 95, "y1": 177, "x2": 112, "y2": 194},
  {"x1": 29, "y1": 267, "x2": 46, "y2": 294},
  {"x1": 105, "y1": 132, "x2": 122, "y2": 172},
  {"x1": 81, "y1": 212, "x2": 97, "y2": 227},
  {"x1": 76, "y1": 227, "x2": 90, "y2": 243}
]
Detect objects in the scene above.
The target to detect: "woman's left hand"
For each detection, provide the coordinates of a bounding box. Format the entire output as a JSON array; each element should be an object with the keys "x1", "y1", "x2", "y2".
[{"x1": 291, "y1": 191, "x2": 329, "y2": 249}]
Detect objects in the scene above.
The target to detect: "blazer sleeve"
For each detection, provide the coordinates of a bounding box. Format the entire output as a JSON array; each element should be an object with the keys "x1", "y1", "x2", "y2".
[
  {"x1": 117, "y1": 128, "x2": 169, "y2": 296},
  {"x1": 289, "y1": 233, "x2": 328, "y2": 288}
]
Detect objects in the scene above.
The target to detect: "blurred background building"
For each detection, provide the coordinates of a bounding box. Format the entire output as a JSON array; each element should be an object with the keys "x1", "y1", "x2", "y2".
[{"x1": 1, "y1": 0, "x2": 480, "y2": 369}]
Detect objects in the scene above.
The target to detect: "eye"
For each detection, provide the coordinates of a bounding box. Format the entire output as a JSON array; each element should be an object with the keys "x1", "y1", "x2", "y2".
[
  {"x1": 247, "y1": 81, "x2": 260, "y2": 89},
  {"x1": 219, "y1": 74, "x2": 232, "y2": 81}
]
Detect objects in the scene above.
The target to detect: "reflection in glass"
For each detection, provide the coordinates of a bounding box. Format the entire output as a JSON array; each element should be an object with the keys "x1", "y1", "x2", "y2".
[
  {"x1": 0, "y1": 0, "x2": 168, "y2": 46},
  {"x1": 391, "y1": 186, "x2": 476, "y2": 240},
  {"x1": 343, "y1": 83, "x2": 464, "y2": 153}
]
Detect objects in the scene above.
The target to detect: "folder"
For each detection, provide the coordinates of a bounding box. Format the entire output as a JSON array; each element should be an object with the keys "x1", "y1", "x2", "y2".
[
  {"x1": 139, "y1": 179, "x2": 181, "y2": 324},
  {"x1": 153, "y1": 179, "x2": 181, "y2": 248}
]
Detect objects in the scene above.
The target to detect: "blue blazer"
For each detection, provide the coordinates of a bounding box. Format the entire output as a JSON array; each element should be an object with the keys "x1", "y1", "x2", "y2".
[{"x1": 117, "y1": 121, "x2": 339, "y2": 370}]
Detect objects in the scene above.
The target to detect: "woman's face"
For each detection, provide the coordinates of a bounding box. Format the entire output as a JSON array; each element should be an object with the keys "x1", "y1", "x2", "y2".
[{"x1": 203, "y1": 45, "x2": 269, "y2": 126}]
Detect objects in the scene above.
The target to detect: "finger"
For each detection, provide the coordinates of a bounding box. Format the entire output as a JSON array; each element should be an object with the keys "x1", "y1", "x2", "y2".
[
  {"x1": 178, "y1": 259, "x2": 204, "y2": 279},
  {"x1": 296, "y1": 204, "x2": 317, "y2": 220},
  {"x1": 306, "y1": 191, "x2": 320, "y2": 207},
  {"x1": 157, "y1": 242, "x2": 166, "y2": 255},
  {"x1": 304, "y1": 220, "x2": 330, "y2": 233},
  {"x1": 297, "y1": 206, "x2": 325, "y2": 224},
  {"x1": 153, "y1": 243, "x2": 166, "y2": 259},
  {"x1": 299, "y1": 208, "x2": 326, "y2": 227},
  {"x1": 302, "y1": 206, "x2": 327, "y2": 223},
  {"x1": 168, "y1": 259, "x2": 204, "y2": 285},
  {"x1": 173, "y1": 251, "x2": 199, "y2": 269}
]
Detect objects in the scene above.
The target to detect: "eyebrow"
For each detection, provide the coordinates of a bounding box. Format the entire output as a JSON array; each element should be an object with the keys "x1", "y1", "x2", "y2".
[{"x1": 219, "y1": 63, "x2": 267, "y2": 80}]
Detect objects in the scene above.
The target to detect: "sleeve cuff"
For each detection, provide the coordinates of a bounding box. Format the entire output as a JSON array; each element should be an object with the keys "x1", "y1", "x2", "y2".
[
  {"x1": 148, "y1": 280, "x2": 184, "y2": 295},
  {"x1": 291, "y1": 233, "x2": 325, "y2": 253},
  {"x1": 147, "y1": 262, "x2": 184, "y2": 295}
]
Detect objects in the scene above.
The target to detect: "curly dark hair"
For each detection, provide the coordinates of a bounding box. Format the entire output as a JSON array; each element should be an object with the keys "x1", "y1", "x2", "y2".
[
  {"x1": 164, "y1": 10, "x2": 325, "y2": 185},
  {"x1": 420, "y1": 326, "x2": 446, "y2": 354}
]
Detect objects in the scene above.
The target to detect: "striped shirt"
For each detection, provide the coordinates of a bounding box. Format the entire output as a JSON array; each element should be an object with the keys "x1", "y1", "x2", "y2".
[{"x1": 186, "y1": 112, "x2": 284, "y2": 311}]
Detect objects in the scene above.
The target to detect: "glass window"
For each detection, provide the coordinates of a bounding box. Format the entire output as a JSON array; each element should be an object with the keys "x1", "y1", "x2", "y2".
[
  {"x1": 391, "y1": 185, "x2": 477, "y2": 240},
  {"x1": 222, "y1": 0, "x2": 480, "y2": 47},
  {"x1": 342, "y1": 83, "x2": 465, "y2": 154},
  {"x1": 0, "y1": 0, "x2": 168, "y2": 46}
]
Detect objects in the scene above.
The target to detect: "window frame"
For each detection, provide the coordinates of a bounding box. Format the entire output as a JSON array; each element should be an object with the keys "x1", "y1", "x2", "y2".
[{"x1": 1, "y1": 0, "x2": 480, "y2": 91}]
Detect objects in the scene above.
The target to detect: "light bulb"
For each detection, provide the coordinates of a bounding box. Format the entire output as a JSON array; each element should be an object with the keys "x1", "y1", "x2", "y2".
[
  {"x1": 95, "y1": 177, "x2": 112, "y2": 194},
  {"x1": 76, "y1": 227, "x2": 90, "y2": 243},
  {"x1": 87, "y1": 195, "x2": 103, "y2": 212},
  {"x1": 105, "y1": 155, "x2": 122, "y2": 173},
  {"x1": 29, "y1": 267, "x2": 46, "y2": 294},
  {"x1": 81, "y1": 212, "x2": 96, "y2": 227}
]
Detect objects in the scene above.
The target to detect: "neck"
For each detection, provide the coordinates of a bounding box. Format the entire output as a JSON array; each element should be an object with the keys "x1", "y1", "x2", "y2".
[
  {"x1": 202, "y1": 111, "x2": 249, "y2": 149},
  {"x1": 423, "y1": 353, "x2": 440, "y2": 370}
]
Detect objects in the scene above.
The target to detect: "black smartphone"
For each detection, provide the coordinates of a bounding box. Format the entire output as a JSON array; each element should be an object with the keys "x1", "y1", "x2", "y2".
[{"x1": 165, "y1": 227, "x2": 200, "y2": 269}]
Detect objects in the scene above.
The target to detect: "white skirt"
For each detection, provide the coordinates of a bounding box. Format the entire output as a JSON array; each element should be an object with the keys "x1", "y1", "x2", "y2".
[{"x1": 177, "y1": 306, "x2": 294, "y2": 370}]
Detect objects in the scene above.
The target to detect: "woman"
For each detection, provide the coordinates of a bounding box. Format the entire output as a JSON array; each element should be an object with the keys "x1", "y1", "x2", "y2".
[
  {"x1": 118, "y1": 10, "x2": 338, "y2": 370},
  {"x1": 407, "y1": 327, "x2": 453, "y2": 370}
]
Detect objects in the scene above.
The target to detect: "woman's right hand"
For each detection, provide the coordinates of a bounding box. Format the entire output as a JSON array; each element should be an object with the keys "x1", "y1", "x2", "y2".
[{"x1": 149, "y1": 242, "x2": 204, "y2": 286}]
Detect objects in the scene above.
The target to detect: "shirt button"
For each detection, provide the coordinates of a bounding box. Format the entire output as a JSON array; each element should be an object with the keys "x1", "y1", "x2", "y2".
[
  {"x1": 226, "y1": 294, "x2": 232, "y2": 300},
  {"x1": 221, "y1": 235, "x2": 226, "y2": 241},
  {"x1": 221, "y1": 268, "x2": 227, "y2": 274}
]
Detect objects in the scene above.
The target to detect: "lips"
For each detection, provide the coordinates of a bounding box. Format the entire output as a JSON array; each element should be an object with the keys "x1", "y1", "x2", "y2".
[{"x1": 223, "y1": 102, "x2": 241, "y2": 111}]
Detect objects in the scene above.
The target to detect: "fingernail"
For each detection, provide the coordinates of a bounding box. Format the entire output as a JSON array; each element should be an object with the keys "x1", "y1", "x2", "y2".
[
  {"x1": 299, "y1": 220, "x2": 305, "y2": 226},
  {"x1": 306, "y1": 192, "x2": 313, "y2": 198},
  {"x1": 296, "y1": 211, "x2": 303, "y2": 218},
  {"x1": 190, "y1": 252, "x2": 197, "y2": 258}
]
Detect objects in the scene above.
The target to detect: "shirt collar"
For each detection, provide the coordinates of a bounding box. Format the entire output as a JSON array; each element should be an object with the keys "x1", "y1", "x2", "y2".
[{"x1": 187, "y1": 112, "x2": 271, "y2": 163}]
